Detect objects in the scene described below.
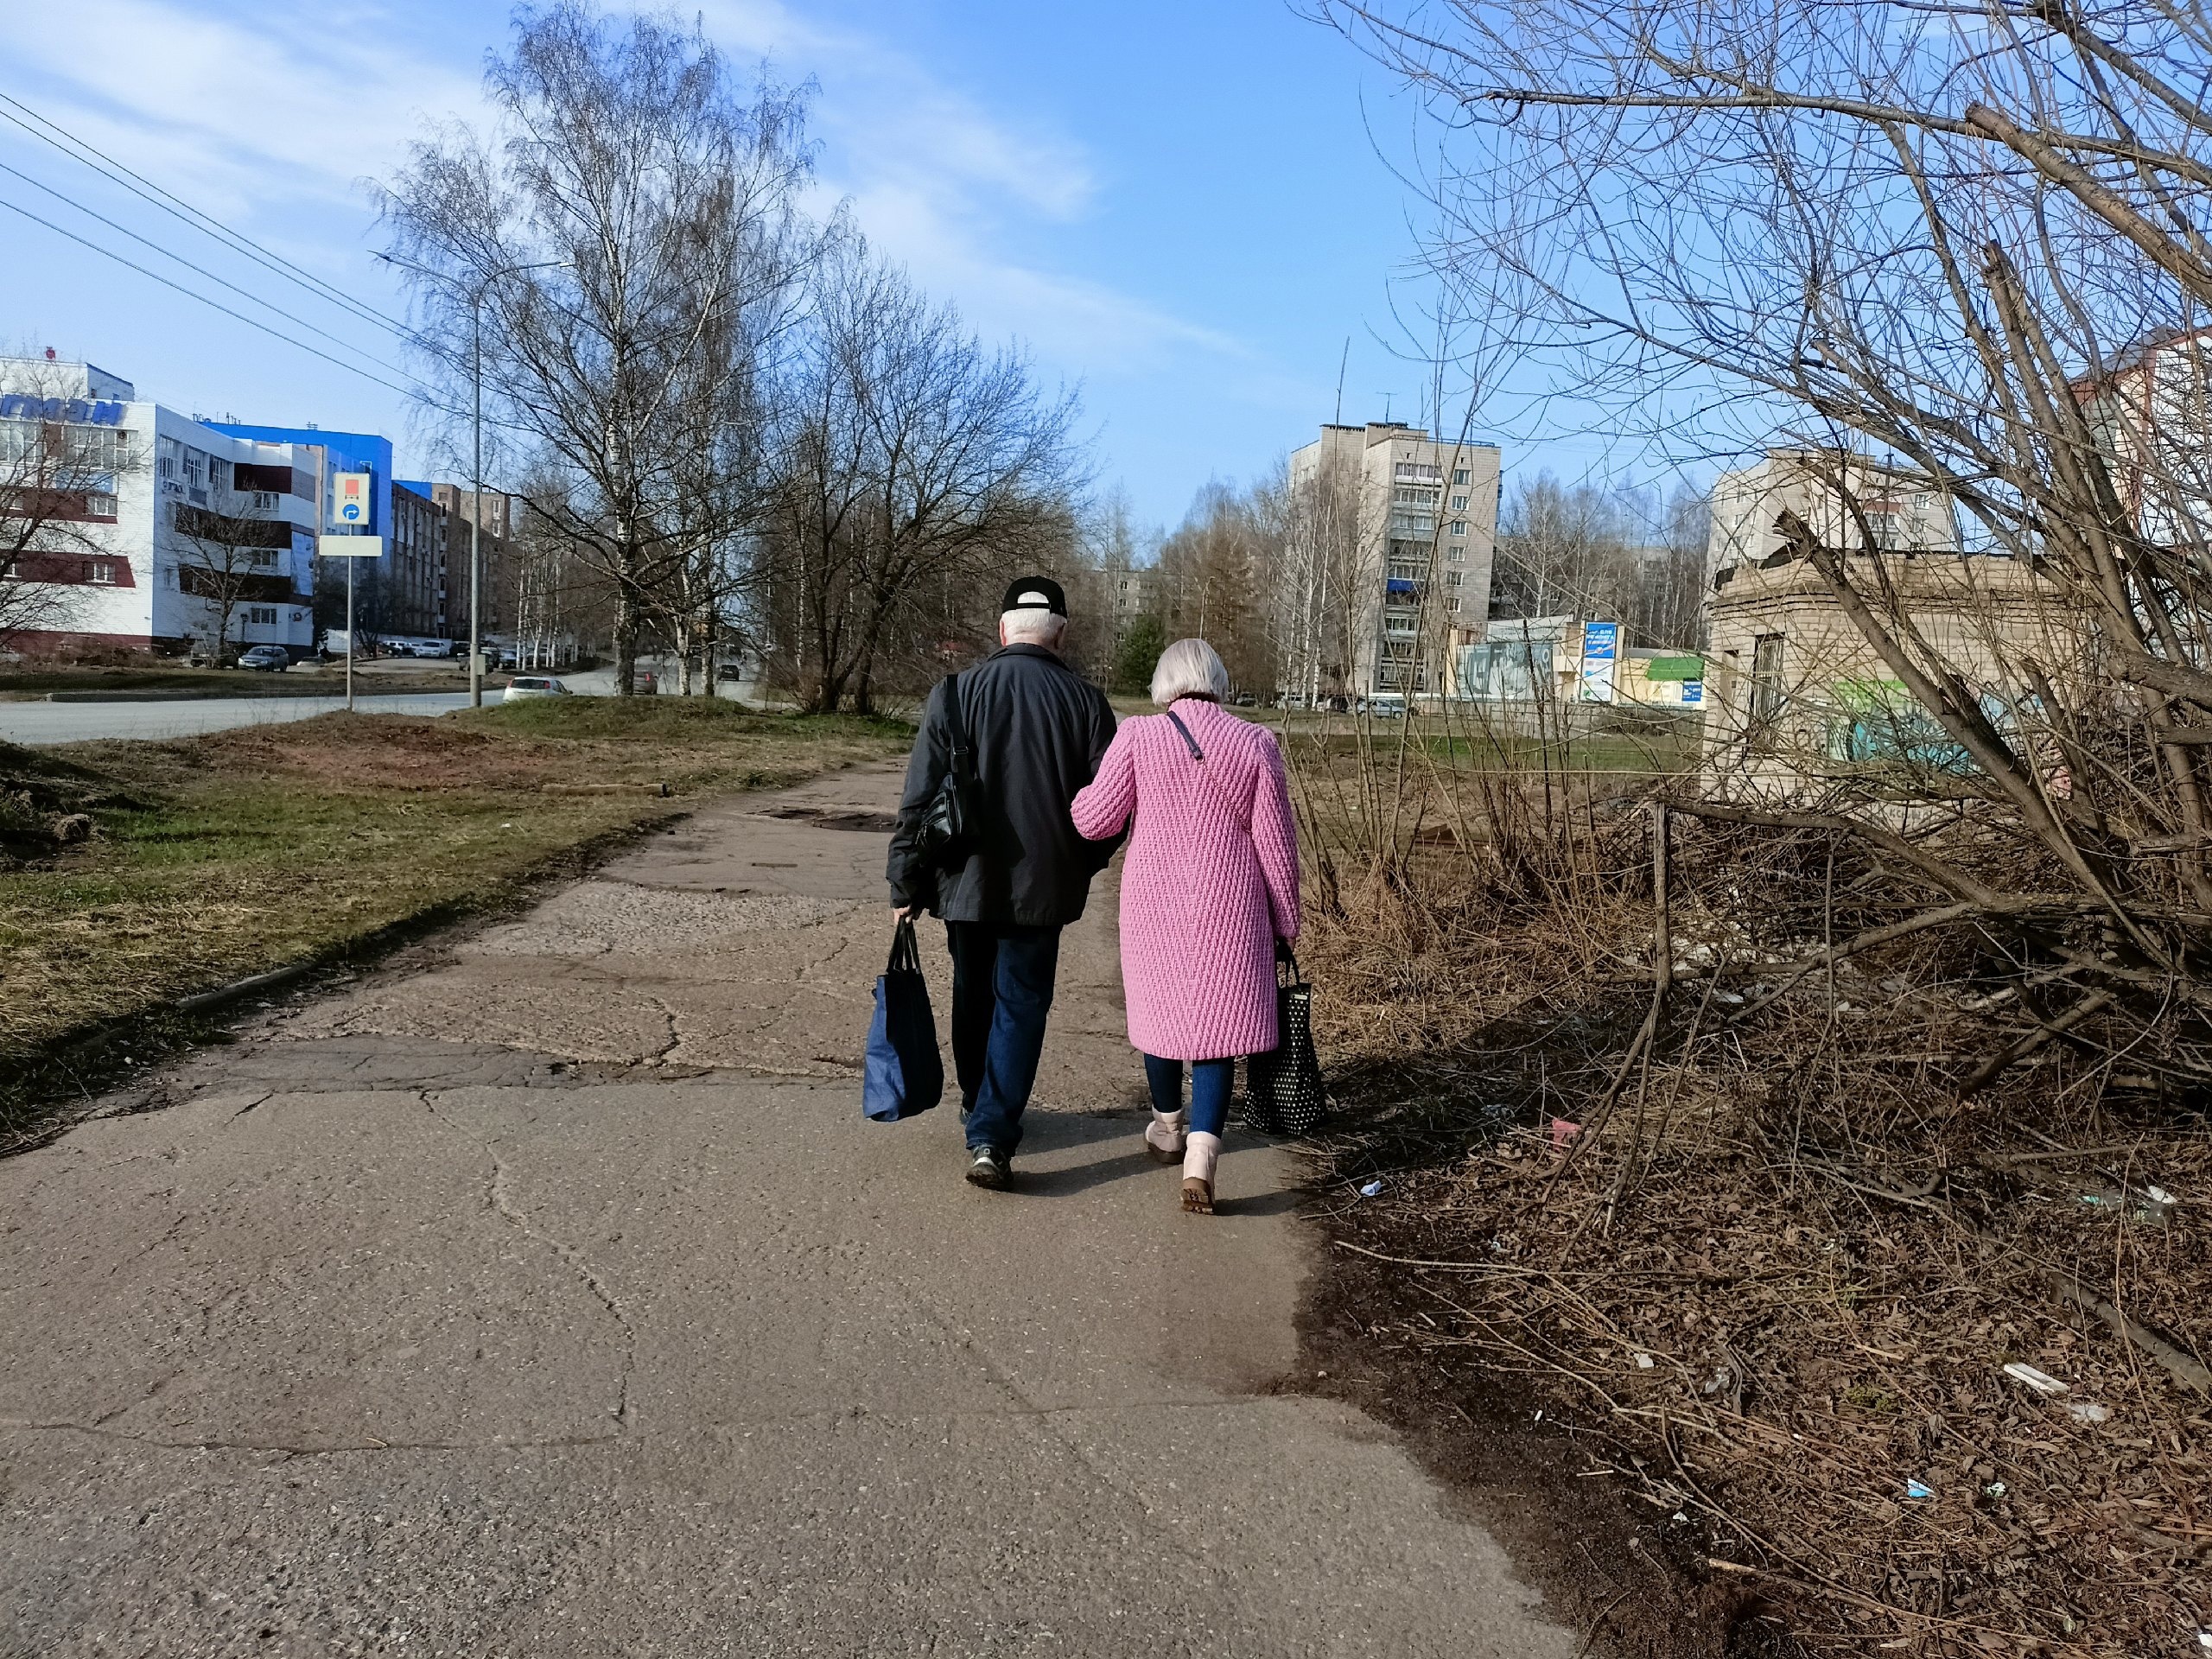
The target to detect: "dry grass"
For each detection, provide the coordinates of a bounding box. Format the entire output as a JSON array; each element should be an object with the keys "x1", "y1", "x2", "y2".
[
  {"x1": 0, "y1": 701, "x2": 908, "y2": 1128},
  {"x1": 1293, "y1": 766, "x2": 2212, "y2": 1657}
]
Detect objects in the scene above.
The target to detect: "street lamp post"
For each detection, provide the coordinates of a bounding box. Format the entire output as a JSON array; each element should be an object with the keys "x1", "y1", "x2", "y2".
[{"x1": 375, "y1": 252, "x2": 564, "y2": 708}]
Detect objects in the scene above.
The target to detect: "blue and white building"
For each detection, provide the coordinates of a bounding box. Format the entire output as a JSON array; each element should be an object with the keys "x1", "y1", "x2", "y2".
[{"x1": 0, "y1": 356, "x2": 390, "y2": 658}]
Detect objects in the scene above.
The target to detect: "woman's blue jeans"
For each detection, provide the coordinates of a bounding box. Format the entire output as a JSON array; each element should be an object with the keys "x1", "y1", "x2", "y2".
[{"x1": 1143, "y1": 1054, "x2": 1234, "y2": 1137}]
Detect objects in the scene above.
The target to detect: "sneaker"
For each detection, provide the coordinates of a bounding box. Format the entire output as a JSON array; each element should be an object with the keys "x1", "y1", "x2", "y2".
[{"x1": 964, "y1": 1148, "x2": 1011, "y2": 1190}]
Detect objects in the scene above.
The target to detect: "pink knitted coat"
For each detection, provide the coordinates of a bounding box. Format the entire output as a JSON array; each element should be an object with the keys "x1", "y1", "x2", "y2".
[{"x1": 1070, "y1": 698, "x2": 1301, "y2": 1061}]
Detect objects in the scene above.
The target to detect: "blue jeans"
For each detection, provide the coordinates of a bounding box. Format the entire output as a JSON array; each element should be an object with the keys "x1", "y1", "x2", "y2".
[
  {"x1": 1142, "y1": 1054, "x2": 1234, "y2": 1138},
  {"x1": 945, "y1": 922, "x2": 1063, "y2": 1158}
]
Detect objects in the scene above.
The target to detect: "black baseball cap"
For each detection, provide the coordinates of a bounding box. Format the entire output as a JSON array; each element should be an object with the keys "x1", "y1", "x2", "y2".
[{"x1": 1001, "y1": 575, "x2": 1067, "y2": 616}]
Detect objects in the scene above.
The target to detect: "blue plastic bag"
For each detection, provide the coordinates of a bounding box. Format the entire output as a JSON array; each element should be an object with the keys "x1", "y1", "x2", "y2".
[{"x1": 863, "y1": 918, "x2": 943, "y2": 1122}]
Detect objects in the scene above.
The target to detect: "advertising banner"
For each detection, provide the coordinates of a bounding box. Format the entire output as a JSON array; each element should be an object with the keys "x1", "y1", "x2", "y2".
[{"x1": 1579, "y1": 620, "x2": 1619, "y2": 703}]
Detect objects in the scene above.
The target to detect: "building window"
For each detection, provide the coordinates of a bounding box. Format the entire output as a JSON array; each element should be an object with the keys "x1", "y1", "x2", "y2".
[
  {"x1": 1452, "y1": 494, "x2": 1468, "y2": 510},
  {"x1": 251, "y1": 491, "x2": 278, "y2": 511},
  {"x1": 1452, "y1": 468, "x2": 1469, "y2": 485},
  {"x1": 247, "y1": 550, "x2": 277, "y2": 569},
  {"x1": 86, "y1": 558, "x2": 117, "y2": 583},
  {"x1": 245, "y1": 606, "x2": 277, "y2": 626},
  {"x1": 1448, "y1": 596, "x2": 1462, "y2": 613},
  {"x1": 1447, "y1": 543, "x2": 1465, "y2": 563},
  {"x1": 1450, "y1": 520, "x2": 1467, "y2": 537},
  {"x1": 1751, "y1": 632, "x2": 1788, "y2": 731},
  {"x1": 1446, "y1": 570, "x2": 1463, "y2": 588}
]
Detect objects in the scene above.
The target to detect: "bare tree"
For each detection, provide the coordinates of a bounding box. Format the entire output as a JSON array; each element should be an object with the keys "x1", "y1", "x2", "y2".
[
  {"x1": 384, "y1": 2, "x2": 817, "y2": 695},
  {"x1": 0, "y1": 416, "x2": 113, "y2": 648},
  {"x1": 1154, "y1": 481, "x2": 1279, "y2": 695},
  {"x1": 1280, "y1": 446, "x2": 1367, "y2": 702},
  {"x1": 760, "y1": 238, "x2": 1081, "y2": 713},
  {"x1": 173, "y1": 503, "x2": 293, "y2": 666},
  {"x1": 1318, "y1": 0, "x2": 2212, "y2": 1078},
  {"x1": 1492, "y1": 472, "x2": 1639, "y2": 621}
]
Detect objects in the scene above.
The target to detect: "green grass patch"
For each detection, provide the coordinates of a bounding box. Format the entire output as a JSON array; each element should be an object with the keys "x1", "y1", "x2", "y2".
[{"x1": 0, "y1": 702, "x2": 911, "y2": 1077}]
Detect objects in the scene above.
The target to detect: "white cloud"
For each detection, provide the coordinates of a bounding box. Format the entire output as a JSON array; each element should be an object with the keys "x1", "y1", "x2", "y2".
[
  {"x1": 0, "y1": 0, "x2": 1274, "y2": 407},
  {"x1": 0, "y1": 0, "x2": 485, "y2": 223}
]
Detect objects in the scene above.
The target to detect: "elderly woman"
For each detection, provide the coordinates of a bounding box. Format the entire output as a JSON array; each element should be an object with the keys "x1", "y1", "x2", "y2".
[{"x1": 1070, "y1": 639, "x2": 1300, "y2": 1213}]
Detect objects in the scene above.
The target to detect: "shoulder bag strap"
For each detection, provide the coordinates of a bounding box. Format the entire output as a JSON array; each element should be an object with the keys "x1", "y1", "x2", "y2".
[
  {"x1": 1161, "y1": 704, "x2": 1252, "y2": 830},
  {"x1": 938, "y1": 671, "x2": 974, "y2": 788},
  {"x1": 1163, "y1": 707, "x2": 1205, "y2": 760}
]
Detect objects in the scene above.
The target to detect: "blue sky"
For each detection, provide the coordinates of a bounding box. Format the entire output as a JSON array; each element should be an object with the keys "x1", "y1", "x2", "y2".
[{"x1": 0, "y1": 0, "x2": 1648, "y2": 531}]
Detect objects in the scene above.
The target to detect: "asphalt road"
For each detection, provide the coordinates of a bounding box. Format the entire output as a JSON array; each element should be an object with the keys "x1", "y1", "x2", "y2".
[
  {"x1": 0, "y1": 766, "x2": 1583, "y2": 1657},
  {"x1": 0, "y1": 691, "x2": 475, "y2": 746}
]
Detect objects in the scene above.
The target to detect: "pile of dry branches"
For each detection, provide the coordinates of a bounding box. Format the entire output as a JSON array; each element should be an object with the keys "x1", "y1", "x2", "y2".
[{"x1": 1295, "y1": 783, "x2": 2212, "y2": 1656}]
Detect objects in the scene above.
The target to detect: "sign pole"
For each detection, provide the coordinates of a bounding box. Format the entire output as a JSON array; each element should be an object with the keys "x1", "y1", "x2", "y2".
[
  {"x1": 469, "y1": 292, "x2": 484, "y2": 710},
  {"x1": 346, "y1": 552, "x2": 356, "y2": 713}
]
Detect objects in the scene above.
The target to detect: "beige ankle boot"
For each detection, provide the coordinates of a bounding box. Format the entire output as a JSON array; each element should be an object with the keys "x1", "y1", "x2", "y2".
[
  {"x1": 1180, "y1": 1131, "x2": 1221, "y2": 1213},
  {"x1": 1144, "y1": 1109, "x2": 1188, "y2": 1162}
]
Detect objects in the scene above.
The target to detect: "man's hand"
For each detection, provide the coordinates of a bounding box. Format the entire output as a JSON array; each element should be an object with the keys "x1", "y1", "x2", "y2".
[{"x1": 892, "y1": 904, "x2": 918, "y2": 922}]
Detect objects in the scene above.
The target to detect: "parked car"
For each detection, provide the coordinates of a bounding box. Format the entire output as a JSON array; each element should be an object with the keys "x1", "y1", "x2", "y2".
[
  {"x1": 238, "y1": 645, "x2": 291, "y2": 672},
  {"x1": 503, "y1": 676, "x2": 571, "y2": 702},
  {"x1": 1366, "y1": 693, "x2": 1408, "y2": 719}
]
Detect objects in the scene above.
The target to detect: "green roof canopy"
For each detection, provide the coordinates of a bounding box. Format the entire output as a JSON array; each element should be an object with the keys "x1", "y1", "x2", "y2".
[{"x1": 1643, "y1": 654, "x2": 1705, "y2": 682}]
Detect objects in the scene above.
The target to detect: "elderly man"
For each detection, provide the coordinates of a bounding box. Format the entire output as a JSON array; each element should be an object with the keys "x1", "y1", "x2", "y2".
[{"x1": 887, "y1": 576, "x2": 1121, "y2": 1188}]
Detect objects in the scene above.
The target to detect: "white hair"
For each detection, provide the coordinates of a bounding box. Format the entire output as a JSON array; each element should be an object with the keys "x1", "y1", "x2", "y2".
[
  {"x1": 1150, "y1": 638, "x2": 1230, "y2": 706},
  {"x1": 1001, "y1": 608, "x2": 1067, "y2": 648}
]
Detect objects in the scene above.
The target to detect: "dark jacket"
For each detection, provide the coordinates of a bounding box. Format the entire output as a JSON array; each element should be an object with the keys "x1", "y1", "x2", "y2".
[{"x1": 887, "y1": 644, "x2": 1122, "y2": 926}]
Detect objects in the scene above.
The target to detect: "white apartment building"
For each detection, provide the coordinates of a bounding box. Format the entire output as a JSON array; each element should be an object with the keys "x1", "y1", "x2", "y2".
[
  {"x1": 1287, "y1": 421, "x2": 1501, "y2": 699},
  {"x1": 2075, "y1": 327, "x2": 2212, "y2": 550},
  {"x1": 0, "y1": 358, "x2": 388, "y2": 658},
  {"x1": 1707, "y1": 447, "x2": 1960, "y2": 582}
]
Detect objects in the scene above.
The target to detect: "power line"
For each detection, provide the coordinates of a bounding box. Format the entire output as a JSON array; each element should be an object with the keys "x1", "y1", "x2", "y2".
[
  {"x1": 0, "y1": 159, "x2": 417, "y2": 385},
  {"x1": 0, "y1": 89, "x2": 410, "y2": 343},
  {"x1": 0, "y1": 193, "x2": 434, "y2": 404}
]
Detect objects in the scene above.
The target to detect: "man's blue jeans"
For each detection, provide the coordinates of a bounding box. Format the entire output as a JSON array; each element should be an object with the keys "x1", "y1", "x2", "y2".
[{"x1": 945, "y1": 922, "x2": 1062, "y2": 1159}]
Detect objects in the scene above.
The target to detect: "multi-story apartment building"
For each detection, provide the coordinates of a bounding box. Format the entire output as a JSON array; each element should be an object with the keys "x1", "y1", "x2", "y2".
[
  {"x1": 1707, "y1": 447, "x2": 1960, "y2": 581},
  {"x1": 429, "y1": 483, "x2": 518, "y2": 636},
  {"x1": 2073, "y1": 326, "x2": 2212, "y2": 550},
  {"x1": 1286, "y1": 421, "x2": 1501, "y2": 700},
  {"x1": 0, "y1": 359, "x2": 395, "y2": 658},
  {"x1": 387, "y1": 482, "x2": 454, "y2": 641},
  {"x1": 1107, "y1": 562, "x2": 1154, "y2": 641}
]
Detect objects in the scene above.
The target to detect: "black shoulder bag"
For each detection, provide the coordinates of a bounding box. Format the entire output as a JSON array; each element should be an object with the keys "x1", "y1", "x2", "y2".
[{"x1": 913, "y1": 672, "x2": 980, "y2": 869}]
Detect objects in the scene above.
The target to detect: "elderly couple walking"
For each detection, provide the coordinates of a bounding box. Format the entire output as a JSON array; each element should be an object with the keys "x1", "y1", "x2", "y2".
[{"x1": 886, "y1": 576, "x2": 1301, "y2": 1213}]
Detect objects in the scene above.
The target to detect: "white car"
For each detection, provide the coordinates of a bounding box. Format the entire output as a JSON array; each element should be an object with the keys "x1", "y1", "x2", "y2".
[{"x1": 503, "y1": 676, "x2": 572, "y2": 702}]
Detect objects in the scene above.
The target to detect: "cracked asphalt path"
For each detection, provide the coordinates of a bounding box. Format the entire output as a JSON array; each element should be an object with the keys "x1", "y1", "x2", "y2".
[{"x1": 0, "y1": 765, "x2": 1580, "y2": 1657}]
